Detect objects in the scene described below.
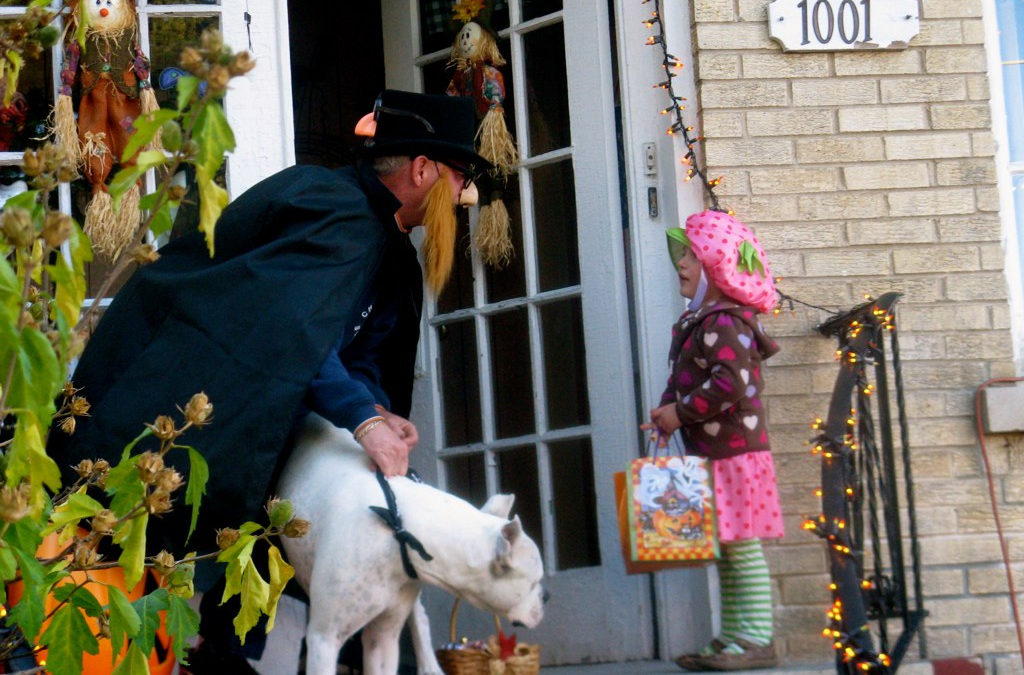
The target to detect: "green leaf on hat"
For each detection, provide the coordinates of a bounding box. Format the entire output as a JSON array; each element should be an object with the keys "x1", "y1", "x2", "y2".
[{"x1": 737, "y1": 241, "x2": 766, "y2": 278}]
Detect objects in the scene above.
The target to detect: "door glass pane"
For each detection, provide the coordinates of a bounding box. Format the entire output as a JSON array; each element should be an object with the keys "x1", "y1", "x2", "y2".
[
  {"x1": 534, "y1": 160, "x2": 579, "y2": 291},
  {"x1": 149, "y1": 16, "x2": 221, "y2": 110},
  {"x1": 445, "y1": 452, "x2": 488, "y2": 507},
  {"x1": 0, "y1": 21, "x2": 51, "y2": 152},
  {"x1": 523, "y1": 0, "x2": 563, "y2": 21},
  {"x1": 489, "y1": 308, "x2": 534, "y2": 438},
  {"x1": 550, "y1": 438, "x2": 600, "y2": 569},
  {"x1": 484, "y1": 173, "x2": 526, "y2": 302},
  {"x1": 523, "y1": 23, "x2": 569, "y2": 155},
  {"x1": 497, "y1": 445, "x2": 541, "y2": 540},
  {"x1": 439, "y1": 318, "x2": 483, "y2": 445},
  {"x1": 422, "y1": 56, "x2": 450, "y2": 98},
  {"x1": 541, "y1": 298, "x2": 589, "y2": 429}
]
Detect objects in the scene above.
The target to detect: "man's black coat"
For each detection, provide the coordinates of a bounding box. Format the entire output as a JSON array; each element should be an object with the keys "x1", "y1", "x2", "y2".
[{"x1": 47, "y1": 162, "x2": 422, "y2": 560}]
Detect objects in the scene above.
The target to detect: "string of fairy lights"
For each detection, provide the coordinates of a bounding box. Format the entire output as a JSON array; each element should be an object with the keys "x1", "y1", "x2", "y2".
[
  {"x1": 641, "y1": 0, "x2": 723, "y2": 213},
  {"x1": 641, "y1": 5, "x2": 904, "y2": 671}
]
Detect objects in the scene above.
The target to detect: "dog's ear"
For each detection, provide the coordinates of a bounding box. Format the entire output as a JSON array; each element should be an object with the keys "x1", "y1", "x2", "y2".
[
  {"x1": 491, "y1": 516, "x2": 523, "y2": 575},
  {"x1": 480, "y1": 493, "x2": 515, "y2": 519}
]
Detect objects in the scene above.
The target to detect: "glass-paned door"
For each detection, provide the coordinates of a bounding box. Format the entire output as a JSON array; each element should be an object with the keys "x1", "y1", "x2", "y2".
[{"x1": 386, "y1": 0, "x2": 654, "y2": 664}]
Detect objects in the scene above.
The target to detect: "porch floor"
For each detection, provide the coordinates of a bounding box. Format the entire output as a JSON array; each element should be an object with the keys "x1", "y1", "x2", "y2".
[{"x1": 542, "y1": 660, "x2": 937, "y2": 675}]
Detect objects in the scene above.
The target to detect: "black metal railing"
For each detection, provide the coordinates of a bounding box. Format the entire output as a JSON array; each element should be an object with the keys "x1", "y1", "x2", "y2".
[{"x1": 807, "y1": 292, "x2": 926, "y2": 674}]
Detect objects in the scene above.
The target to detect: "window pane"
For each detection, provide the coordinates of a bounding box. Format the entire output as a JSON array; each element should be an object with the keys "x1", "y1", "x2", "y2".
[
  {"x1": 149, "y1": 15, "x2": 220, "y2": 110},
  {"x1": 998, "y1": 0, "x2": 1024, "y2": 162},
  {"x1": 497, "y1": 445, "x2": 541, "y2": 541},
  {"x1": 522, "y1": 22, "x2": 569, "y2": 155},
  {"x1": 1016, "y1": 175, "x2": 1024, "y2": 281},
  {"x1": 489, "y1": 308, "x2": 534, "y2": 438},
  {"x1": 533, "y1": 160, "x2": 579, "y2": 291},
  {"x1": 438, "y1": 318, "x2": 483, "y2": 446},
  {"x1": 550, "y1": 438, "x2": 600, "y2": 569},
  {"x1": 422, "y1": 56, "x2": 450, "y2": 98},
  {"x1": 484, "y1": 173, "x2": 526, "y2": 302},
  {"x1": 541, "y1": 298, "x2": 589, "y2": 429},
  {"x1": 420, "y1": 0, "x2": 510, "y2": 54},
  {"x1": 445, "y1": 452, "x2": 488, "y2": 507},
  {"x1": 0, "y1": 20, "x2": 52, "y2": 152},
  {"x1": 523, "y1": 0, "x2": 563, "y2": 22}
]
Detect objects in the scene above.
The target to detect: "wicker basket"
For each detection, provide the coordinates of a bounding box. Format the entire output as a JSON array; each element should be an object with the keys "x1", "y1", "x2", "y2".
[
  {"x1": 486, "y1": 638, "x2": 540, "y2": 675},
  {"x1": 435, "y1": 598, "x2": 491, "y2": 675}
]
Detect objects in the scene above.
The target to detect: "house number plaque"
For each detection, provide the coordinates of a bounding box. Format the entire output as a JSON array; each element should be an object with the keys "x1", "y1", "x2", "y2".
[{"x1": 768, "y1": 0, "x2": 920, "y2": 52}]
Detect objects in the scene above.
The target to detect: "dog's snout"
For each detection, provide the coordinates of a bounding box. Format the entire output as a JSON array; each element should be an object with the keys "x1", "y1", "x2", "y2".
[
  {"x1": 542, "y1": 589, "x2": 551, "y2": 604},
  {"x1": 512, "y1": 620, "x2": 525, "y2": 628}
]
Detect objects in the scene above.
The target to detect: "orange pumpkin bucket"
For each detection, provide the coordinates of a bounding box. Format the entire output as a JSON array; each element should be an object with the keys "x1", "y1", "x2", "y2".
[{"x1": 6, "y1": 530, "x2": 176, "y2": 675}]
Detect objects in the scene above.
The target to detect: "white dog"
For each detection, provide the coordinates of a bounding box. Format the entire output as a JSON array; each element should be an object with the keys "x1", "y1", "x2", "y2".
[{"x1": 278, "y1": 414, "x2": 545, "y2": 675}]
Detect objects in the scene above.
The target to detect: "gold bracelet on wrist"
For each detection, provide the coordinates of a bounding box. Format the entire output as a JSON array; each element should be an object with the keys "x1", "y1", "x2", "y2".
[{"x1": 354, "y1": 416, "x2": 385, "y2": 442}]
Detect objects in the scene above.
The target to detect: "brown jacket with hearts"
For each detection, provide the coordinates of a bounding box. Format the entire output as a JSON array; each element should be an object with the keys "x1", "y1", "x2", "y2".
[{"x1": 659, "y1": 299, "x2": 780, "y2": 460}]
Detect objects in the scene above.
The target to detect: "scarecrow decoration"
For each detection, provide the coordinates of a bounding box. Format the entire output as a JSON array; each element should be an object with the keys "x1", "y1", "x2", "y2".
[
  {"x1": 53, "y1": 0, "x2": 160, "y2": 260},
  {"x1": 446, "y1": 0, "x2": 518, "y2": 267}
]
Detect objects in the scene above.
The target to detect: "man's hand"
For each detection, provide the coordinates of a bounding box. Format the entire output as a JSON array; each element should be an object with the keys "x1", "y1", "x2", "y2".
[
  {"x1": 375, "y1": 405, "x2": 419, "y2": 450},
  {"x1": 359, "y1": 422, "x2": 410, "y2": 477}
]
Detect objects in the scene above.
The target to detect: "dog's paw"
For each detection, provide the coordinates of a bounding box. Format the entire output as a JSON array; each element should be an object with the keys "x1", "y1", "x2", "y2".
[{"x1": 417, "y1": 669, "x2": 445, "y2": 675}]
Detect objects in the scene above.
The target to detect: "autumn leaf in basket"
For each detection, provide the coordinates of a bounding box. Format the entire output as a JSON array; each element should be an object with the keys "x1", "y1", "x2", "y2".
[{"x1": 496, "y1": 630, "x2": 517, "y2": 660}]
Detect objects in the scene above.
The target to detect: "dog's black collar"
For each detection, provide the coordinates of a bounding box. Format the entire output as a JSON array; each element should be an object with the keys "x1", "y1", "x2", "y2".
[{"x1": 370, "y1": 468, "x2": 434, "y2": 579}]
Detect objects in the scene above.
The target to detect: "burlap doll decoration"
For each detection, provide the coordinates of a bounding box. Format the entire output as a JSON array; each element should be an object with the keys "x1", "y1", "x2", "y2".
[
  {"x1": 446, "y1": 0, "x2": 518, "y2": 268},
  {"x1": 52, "y1": 0, "x2": 160, "y2": 260}
]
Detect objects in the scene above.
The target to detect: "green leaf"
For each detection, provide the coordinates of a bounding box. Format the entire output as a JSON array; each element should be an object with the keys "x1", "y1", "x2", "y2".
[
  {"x1": 175, "y1": 75, "x2": 200, "y2": 112},
  {"x1": 233, "y1": 558, "x2": 269, "y2": 643},
  {"x1": 2, "y1": 189, "x2": 39, "y2": 212},
  {"x1": 53, "y1": 583, "x2": 105, "y2": 618},
  {"x1": 10, "y1": 547, "x2": 50, "y2": 643},
  {"x1": 264, "y1": 544, "x2": 295, "y2": 632},
  {"x1": 6, "y1": 414, "x2": 62, "y2": 511},
  {"x1": 108, "y1": 165, "x2": 149, "y2": 210},
  {"x1": 5, "y1": 50, "x2": 23, "y2": 107},
  {"x1": 218, "y1": 533, "x2": 256, "y2": 604},
  {"x1": 123, "y1": 108, "x2": 178, "y2": 163},
  {"x1": 0, "y1": 546, "x2": 16, "y2": 602},
  {"x1": 192, "y1": 100, "x2": 235, "y2": 176},
  {"x1": 130, "y1": 588, "x2": 169, "y2": 657},
  {"x1": 184, "y1": 447, "x2": 208, "y2": 543},
  {"x1": 147, "y1": 201, "x2": 175, "y2": 239},
  {"x1": 44, "y1": 490, "x2": 105, "y2": 536},
  {"x1": 114, "y1": 511, "x2": 149, "y2": 590},
  {"x1": 4, "y1": 512, "x2": 44, "y2": 553},
  {"x1": 166, "y1": 594, "x2": 199, "y2": 664},
  {"x1": 39, "y1": 604, "x2": 101, "y2": 675},
  {"x1": 737, "y1": 240, "x2": 766, "y2": 278},
  {"x1": 51, "y1": 221, "x2": 91, "y2": 328},
  {"x1": 107, "y1": 584, "x2": 142, "y2": 657},
  {"x1": 196, "y1": 165, "x2": 229, "y2": 257},
  {"x1": 111, "y1": 642, "x2": 149, "y2": 675}
]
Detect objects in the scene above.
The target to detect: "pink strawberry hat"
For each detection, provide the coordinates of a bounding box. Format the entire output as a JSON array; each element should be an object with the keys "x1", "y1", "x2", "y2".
[{"x1": 684, "y1": 210, "x2": 777, "y2": 314}]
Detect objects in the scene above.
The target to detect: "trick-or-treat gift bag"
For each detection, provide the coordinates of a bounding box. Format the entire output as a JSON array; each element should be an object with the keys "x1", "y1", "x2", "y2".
[{"x1": 615, "y1": 433, "x2": 719, "y2": 573}]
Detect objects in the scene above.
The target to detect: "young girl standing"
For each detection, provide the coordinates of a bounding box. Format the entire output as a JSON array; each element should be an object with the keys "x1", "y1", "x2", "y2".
[{"x1": 645, "y1": 210, "x2": 783, "y2": 671}]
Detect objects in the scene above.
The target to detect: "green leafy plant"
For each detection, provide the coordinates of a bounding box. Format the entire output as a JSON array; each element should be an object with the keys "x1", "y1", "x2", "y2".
[{"x1": 0, "y1": 11, "x2": 301, "y2": 674}]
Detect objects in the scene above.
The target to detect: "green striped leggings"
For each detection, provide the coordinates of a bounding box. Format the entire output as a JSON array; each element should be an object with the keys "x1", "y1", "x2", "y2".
[{"x1": 718, "y1": 538, "x2": 773, "y2": 646}]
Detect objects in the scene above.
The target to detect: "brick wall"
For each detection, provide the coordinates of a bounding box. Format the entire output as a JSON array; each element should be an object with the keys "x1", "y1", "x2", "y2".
[{"x1": 691, "y1": 0, "x2": 1022, "y2": 666}]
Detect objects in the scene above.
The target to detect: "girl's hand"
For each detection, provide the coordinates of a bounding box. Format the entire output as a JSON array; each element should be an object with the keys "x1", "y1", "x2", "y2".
[{"x1": 649, "y1": 403, "x2": 682, "y2": 439}]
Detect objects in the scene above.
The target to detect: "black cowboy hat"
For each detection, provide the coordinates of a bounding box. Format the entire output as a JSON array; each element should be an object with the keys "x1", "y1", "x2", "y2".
[{"x1": 356, "y1": 89, "x2": 493, "y2": 175}]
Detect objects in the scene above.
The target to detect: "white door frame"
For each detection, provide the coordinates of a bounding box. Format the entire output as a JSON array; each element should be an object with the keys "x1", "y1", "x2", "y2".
[{"x1": 612, "y1": 0, "x2": 716, "y2": 660}]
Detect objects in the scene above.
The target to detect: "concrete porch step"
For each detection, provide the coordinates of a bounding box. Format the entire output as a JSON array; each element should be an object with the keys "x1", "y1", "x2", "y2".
[{"x1": 542, "y1": 660, "x2": 940, "y2": 675}]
